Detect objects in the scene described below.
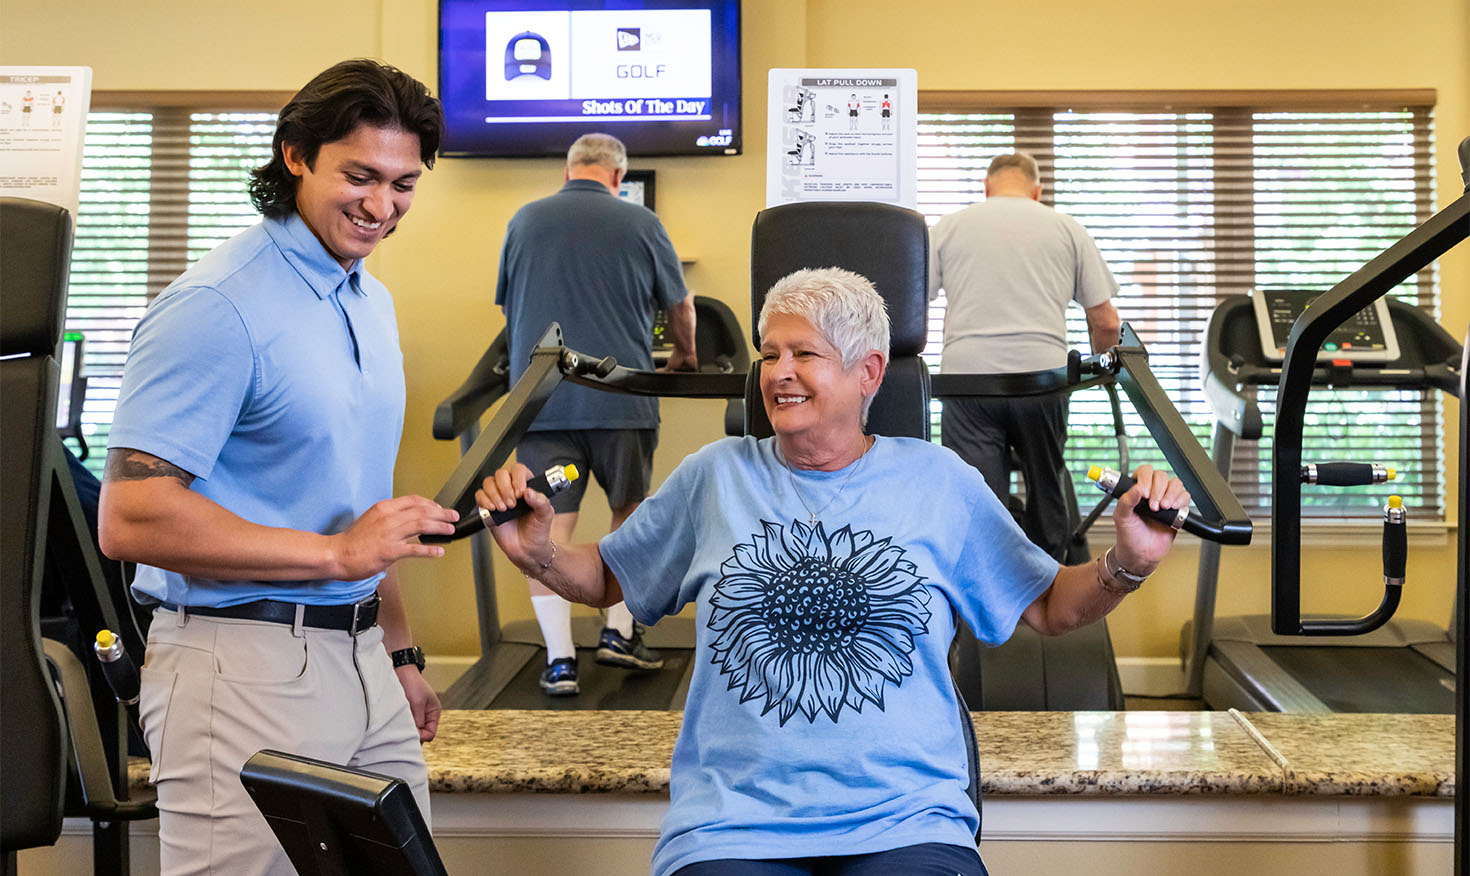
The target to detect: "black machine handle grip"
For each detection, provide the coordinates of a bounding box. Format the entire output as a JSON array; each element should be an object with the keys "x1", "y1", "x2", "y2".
[
  {"x1": 421, "y1": 464, "x2": 579, "y2": 544},
  {"x1": 1297, "y1": 496, "x2": 1407, "y2": 636},
  {"x1": 1382, "y1": 497, "x2": 1407, "y2": 581},
  {"x1": 93, "y1": 630, "x2": 140, "y2": 706},
  {"x1": 1087, "y1": 466, "x2": 1230, "y2": 541},
  {"x1": 1303, "y1": 461, "x2": 1394, "y2": 487}
]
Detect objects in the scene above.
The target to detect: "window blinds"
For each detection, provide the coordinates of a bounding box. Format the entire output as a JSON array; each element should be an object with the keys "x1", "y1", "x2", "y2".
[{"x1": 917, "y1": 96, "x2": 1440, "y2": 519}]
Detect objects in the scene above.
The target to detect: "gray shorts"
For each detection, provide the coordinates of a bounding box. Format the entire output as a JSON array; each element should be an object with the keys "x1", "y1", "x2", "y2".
[{"x1": 516, "y1": 428, "x2": 657, "y2": 513}]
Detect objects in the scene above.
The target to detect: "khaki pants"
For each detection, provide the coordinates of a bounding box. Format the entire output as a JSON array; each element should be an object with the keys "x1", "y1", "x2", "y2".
[{"x1": 139, "y1": 608, "x2": 430, "y2": 876}]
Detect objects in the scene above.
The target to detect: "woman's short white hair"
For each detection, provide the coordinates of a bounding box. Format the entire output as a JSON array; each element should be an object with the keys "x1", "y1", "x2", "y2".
[{"x1": 758, "y1": 267, "x2": 891, "y2": 370}]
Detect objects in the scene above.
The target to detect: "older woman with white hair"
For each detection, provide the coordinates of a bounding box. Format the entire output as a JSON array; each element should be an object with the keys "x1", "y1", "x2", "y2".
[{"x1": 478, "y1": 267, "x2": 1189, "y2": 876}]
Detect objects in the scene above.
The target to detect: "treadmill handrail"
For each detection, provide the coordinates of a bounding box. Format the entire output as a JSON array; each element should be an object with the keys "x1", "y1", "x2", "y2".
[
  {"x1": 1200, "y1": 299, "x2": 1265, "y2": 441},
  {"x1": 432, "y1": 331, "x2": 510, "y2": 441},
  {"x1": 1271, "y1": 191, "x2": 1470, "y2": 636},
  {"x1": 434, "y1": 295, "x2": 755, "y2": 442}
]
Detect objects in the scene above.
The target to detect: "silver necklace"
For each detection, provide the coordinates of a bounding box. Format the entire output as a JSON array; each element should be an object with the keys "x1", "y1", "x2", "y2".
[{"x1": 780, "y1": 436, "x2": 873, "y2": 527}]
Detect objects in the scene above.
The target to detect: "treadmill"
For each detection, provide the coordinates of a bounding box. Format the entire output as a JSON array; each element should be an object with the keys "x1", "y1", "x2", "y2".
[{"x1": 1185, "y1": 252, "x2": 1466, "y2": 713}]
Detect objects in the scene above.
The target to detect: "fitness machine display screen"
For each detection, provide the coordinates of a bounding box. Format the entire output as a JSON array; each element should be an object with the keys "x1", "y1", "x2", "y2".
[
  {"x1": 1251, "y1": 288, "x2": 1400, "y2": 363},
  {"x1": 56, "y1": 331, "x2": 83, "y2": 430},
  {"x1": 438, "y1": 0, "x2": 742, "y2": 157}
]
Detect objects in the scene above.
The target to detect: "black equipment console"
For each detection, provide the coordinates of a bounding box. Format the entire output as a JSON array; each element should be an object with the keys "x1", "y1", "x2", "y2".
[
  {"x1": 1252, "y1": 287, "x2": 1399, "y2": 363},
  {"x1": 241, "y1": 750, "x2": 448, "y2": 876}
]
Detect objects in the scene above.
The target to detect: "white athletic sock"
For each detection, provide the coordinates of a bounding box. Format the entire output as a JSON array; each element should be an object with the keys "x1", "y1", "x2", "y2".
[
  {"x1": 605, "y1": 601, "x2": 635, "y2": 639},
  {"x1": 531, "y1": 594, "x2": 575, "y2": 662}
]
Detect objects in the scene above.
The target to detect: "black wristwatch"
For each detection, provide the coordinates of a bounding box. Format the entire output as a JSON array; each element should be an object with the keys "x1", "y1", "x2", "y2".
[{"x1": 390, "y1": 646, "x2": 425, "y2": 672}]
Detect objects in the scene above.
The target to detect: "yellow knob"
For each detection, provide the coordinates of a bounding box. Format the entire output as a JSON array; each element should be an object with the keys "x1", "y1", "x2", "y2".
[
  {"x1": 1386, "y1": 467, "x2": 1396, "y2": 481},
  {"x1": 95, "y1": 630, "x2": 116, "y2": 649},
  {"x1": 1388, "y1": 495, "x2": 1402, "y2": 509},
  {"x1": 563, "y1": 464, "x2": 580, "y2": 482},
  {"x1": 1086, "y1": 465, "x2": 1102, "y2": 481}
]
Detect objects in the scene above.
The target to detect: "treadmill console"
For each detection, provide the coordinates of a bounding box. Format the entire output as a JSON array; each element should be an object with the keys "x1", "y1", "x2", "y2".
[
  {"x1": 1252, "y1": 288, "x2": 1400, "y2": 363},
  {"x1": 651, "y1": 307, "x2": 670, "y2": 354}
]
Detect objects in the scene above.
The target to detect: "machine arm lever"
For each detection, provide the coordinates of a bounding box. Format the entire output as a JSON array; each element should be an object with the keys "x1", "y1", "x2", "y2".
[{"x1": 1107, "y1": 324, "x2": 1254, "y2": 546}]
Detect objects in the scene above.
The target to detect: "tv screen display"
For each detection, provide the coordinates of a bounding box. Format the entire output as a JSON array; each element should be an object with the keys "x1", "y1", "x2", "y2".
[{"x1": 439, "y1": 0, "x2": 741, "y2": 157}]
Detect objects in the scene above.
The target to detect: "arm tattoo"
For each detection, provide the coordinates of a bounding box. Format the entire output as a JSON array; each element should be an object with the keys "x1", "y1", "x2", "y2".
[{"x1": 103, "y1": 448, "x2": 195, "y2": 488}]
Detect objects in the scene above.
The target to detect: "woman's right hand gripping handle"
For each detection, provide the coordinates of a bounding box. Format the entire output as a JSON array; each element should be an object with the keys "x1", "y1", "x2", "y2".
[{"x1": 475, "y1": 463, "x2": 557, "y2": 573}]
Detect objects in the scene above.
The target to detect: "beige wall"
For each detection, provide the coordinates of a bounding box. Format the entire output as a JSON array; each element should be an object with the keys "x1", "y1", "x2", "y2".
[{"x1": 4, "y1": 0, "x2": 1464, "y2": 659}]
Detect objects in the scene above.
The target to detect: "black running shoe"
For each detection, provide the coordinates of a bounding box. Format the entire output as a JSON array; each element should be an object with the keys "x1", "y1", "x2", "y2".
[{"x1": 595, "y1": 625, "x2": 665, "y2": 670}]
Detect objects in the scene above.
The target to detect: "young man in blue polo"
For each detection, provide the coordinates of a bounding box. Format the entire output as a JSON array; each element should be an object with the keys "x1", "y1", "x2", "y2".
[{"x1": 99, "y1": 59, "x2": 455, "y2": 876}]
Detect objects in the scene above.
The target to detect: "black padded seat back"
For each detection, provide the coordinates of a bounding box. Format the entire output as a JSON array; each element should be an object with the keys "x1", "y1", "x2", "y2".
[
  {"x1": 1, "y1": 197, "x2": 72, "y2": 356},
  {"x1": 750, "y1": 201, "x2": 929, "y2": 356},
  {"x1": 0, "y1": 197, "x2": 73, "y2": 851},
  {"x1": 747, "y1": 201, "x2": 932, "y2": 441}
]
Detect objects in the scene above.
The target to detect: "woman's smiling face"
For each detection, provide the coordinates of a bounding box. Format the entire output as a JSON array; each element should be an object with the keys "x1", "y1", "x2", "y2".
[{"x1": 759, "y1": 312, "x2": 872, "y2": 448}]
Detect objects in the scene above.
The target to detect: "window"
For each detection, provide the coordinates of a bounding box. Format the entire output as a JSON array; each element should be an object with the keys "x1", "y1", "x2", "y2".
[
  {"x1": 65, "y1": 98, "x2": 279, "y2": 473},
  {"x1": 917, "y1": 92, "x2": 1441, "y2": 520}
]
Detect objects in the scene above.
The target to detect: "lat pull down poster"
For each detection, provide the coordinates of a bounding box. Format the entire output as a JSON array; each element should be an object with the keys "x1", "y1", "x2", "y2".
[{"x1": 766, "y1": 68, "x2": 916, "y2": 209}]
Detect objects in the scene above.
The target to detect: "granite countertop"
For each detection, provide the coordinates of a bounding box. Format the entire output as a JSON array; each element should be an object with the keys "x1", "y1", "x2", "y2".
[{"x1": 128, "y1": 709, "x2": 1456, "y2": 798}]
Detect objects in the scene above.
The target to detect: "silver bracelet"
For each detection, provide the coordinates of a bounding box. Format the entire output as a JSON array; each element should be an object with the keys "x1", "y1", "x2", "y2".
[
  {"x1": 536, "y1": 539, "x2": 558, "y2": 573},
  {"x1": 1098, "y1": 546, "x2": 1147, "y2": 594}
]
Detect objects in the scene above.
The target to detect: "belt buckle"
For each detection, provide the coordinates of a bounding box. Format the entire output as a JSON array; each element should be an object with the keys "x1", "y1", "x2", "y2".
[{"x1": 350, "y1": 592, "x2": 381, "y2": 637}]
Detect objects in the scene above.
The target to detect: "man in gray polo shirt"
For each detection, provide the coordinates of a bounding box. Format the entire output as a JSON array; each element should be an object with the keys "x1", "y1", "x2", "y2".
[
  {"x1": 496, "y1": 132, "x2": 697, "y2": 695},
  {"x1": 928, "y1": 151, "x2": 1121, "y2": 560}
]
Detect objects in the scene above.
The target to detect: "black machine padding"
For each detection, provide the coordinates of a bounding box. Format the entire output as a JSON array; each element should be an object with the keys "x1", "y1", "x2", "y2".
[
  {"x1": 749, "y1": 201, "x2": 930, "y2": 356},
  {"x1": 0, "y1": 198, "x2": 73, "y2": 851},
  {"x1": 1, "y1": 197, "x2": 73, "y2": 356}
]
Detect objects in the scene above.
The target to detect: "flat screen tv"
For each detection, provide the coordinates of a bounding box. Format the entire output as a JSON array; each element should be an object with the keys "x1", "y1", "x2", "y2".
[{"x1": 439, "y1": 0, "x2": 741, "y2": 157}]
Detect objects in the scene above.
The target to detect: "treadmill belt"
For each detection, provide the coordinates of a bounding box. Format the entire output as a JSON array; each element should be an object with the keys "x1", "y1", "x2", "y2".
[
  {"x1": 491, "y1": 646, "x2": 693, "y2": 710},
  {"x1": 1261, "y1": 646, "x2": 1455, "y2": 714}
]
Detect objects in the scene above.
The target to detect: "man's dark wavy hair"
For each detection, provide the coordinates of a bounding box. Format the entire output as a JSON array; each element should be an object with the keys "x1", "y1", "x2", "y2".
[{"x1": 249, "y1": 59, "x2": 444, "y2": 218}]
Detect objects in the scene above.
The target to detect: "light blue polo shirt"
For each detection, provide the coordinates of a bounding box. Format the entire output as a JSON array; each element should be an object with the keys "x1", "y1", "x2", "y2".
[{"x1": 110, "y1": 213, "x2": 407, "y2": 608}]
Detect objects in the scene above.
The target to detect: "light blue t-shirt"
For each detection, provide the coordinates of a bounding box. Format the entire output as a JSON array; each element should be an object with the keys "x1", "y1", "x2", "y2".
[
  {"x1": 599, "y1": 436, "x2": 1059, "y2": 875},
  {"x1": 110, "y1": 213, "x2": 406, "y2": 608}
]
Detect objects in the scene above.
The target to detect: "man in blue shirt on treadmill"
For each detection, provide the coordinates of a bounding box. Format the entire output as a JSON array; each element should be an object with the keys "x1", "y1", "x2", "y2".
[{"x1": 495, "y1": 132, "x2": 698, "y2": 696}]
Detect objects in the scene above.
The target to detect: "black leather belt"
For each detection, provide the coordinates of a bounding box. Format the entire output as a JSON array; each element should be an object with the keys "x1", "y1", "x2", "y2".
[{"x1": 161, "y1": 593, "x2": 380, "y2": 635}]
